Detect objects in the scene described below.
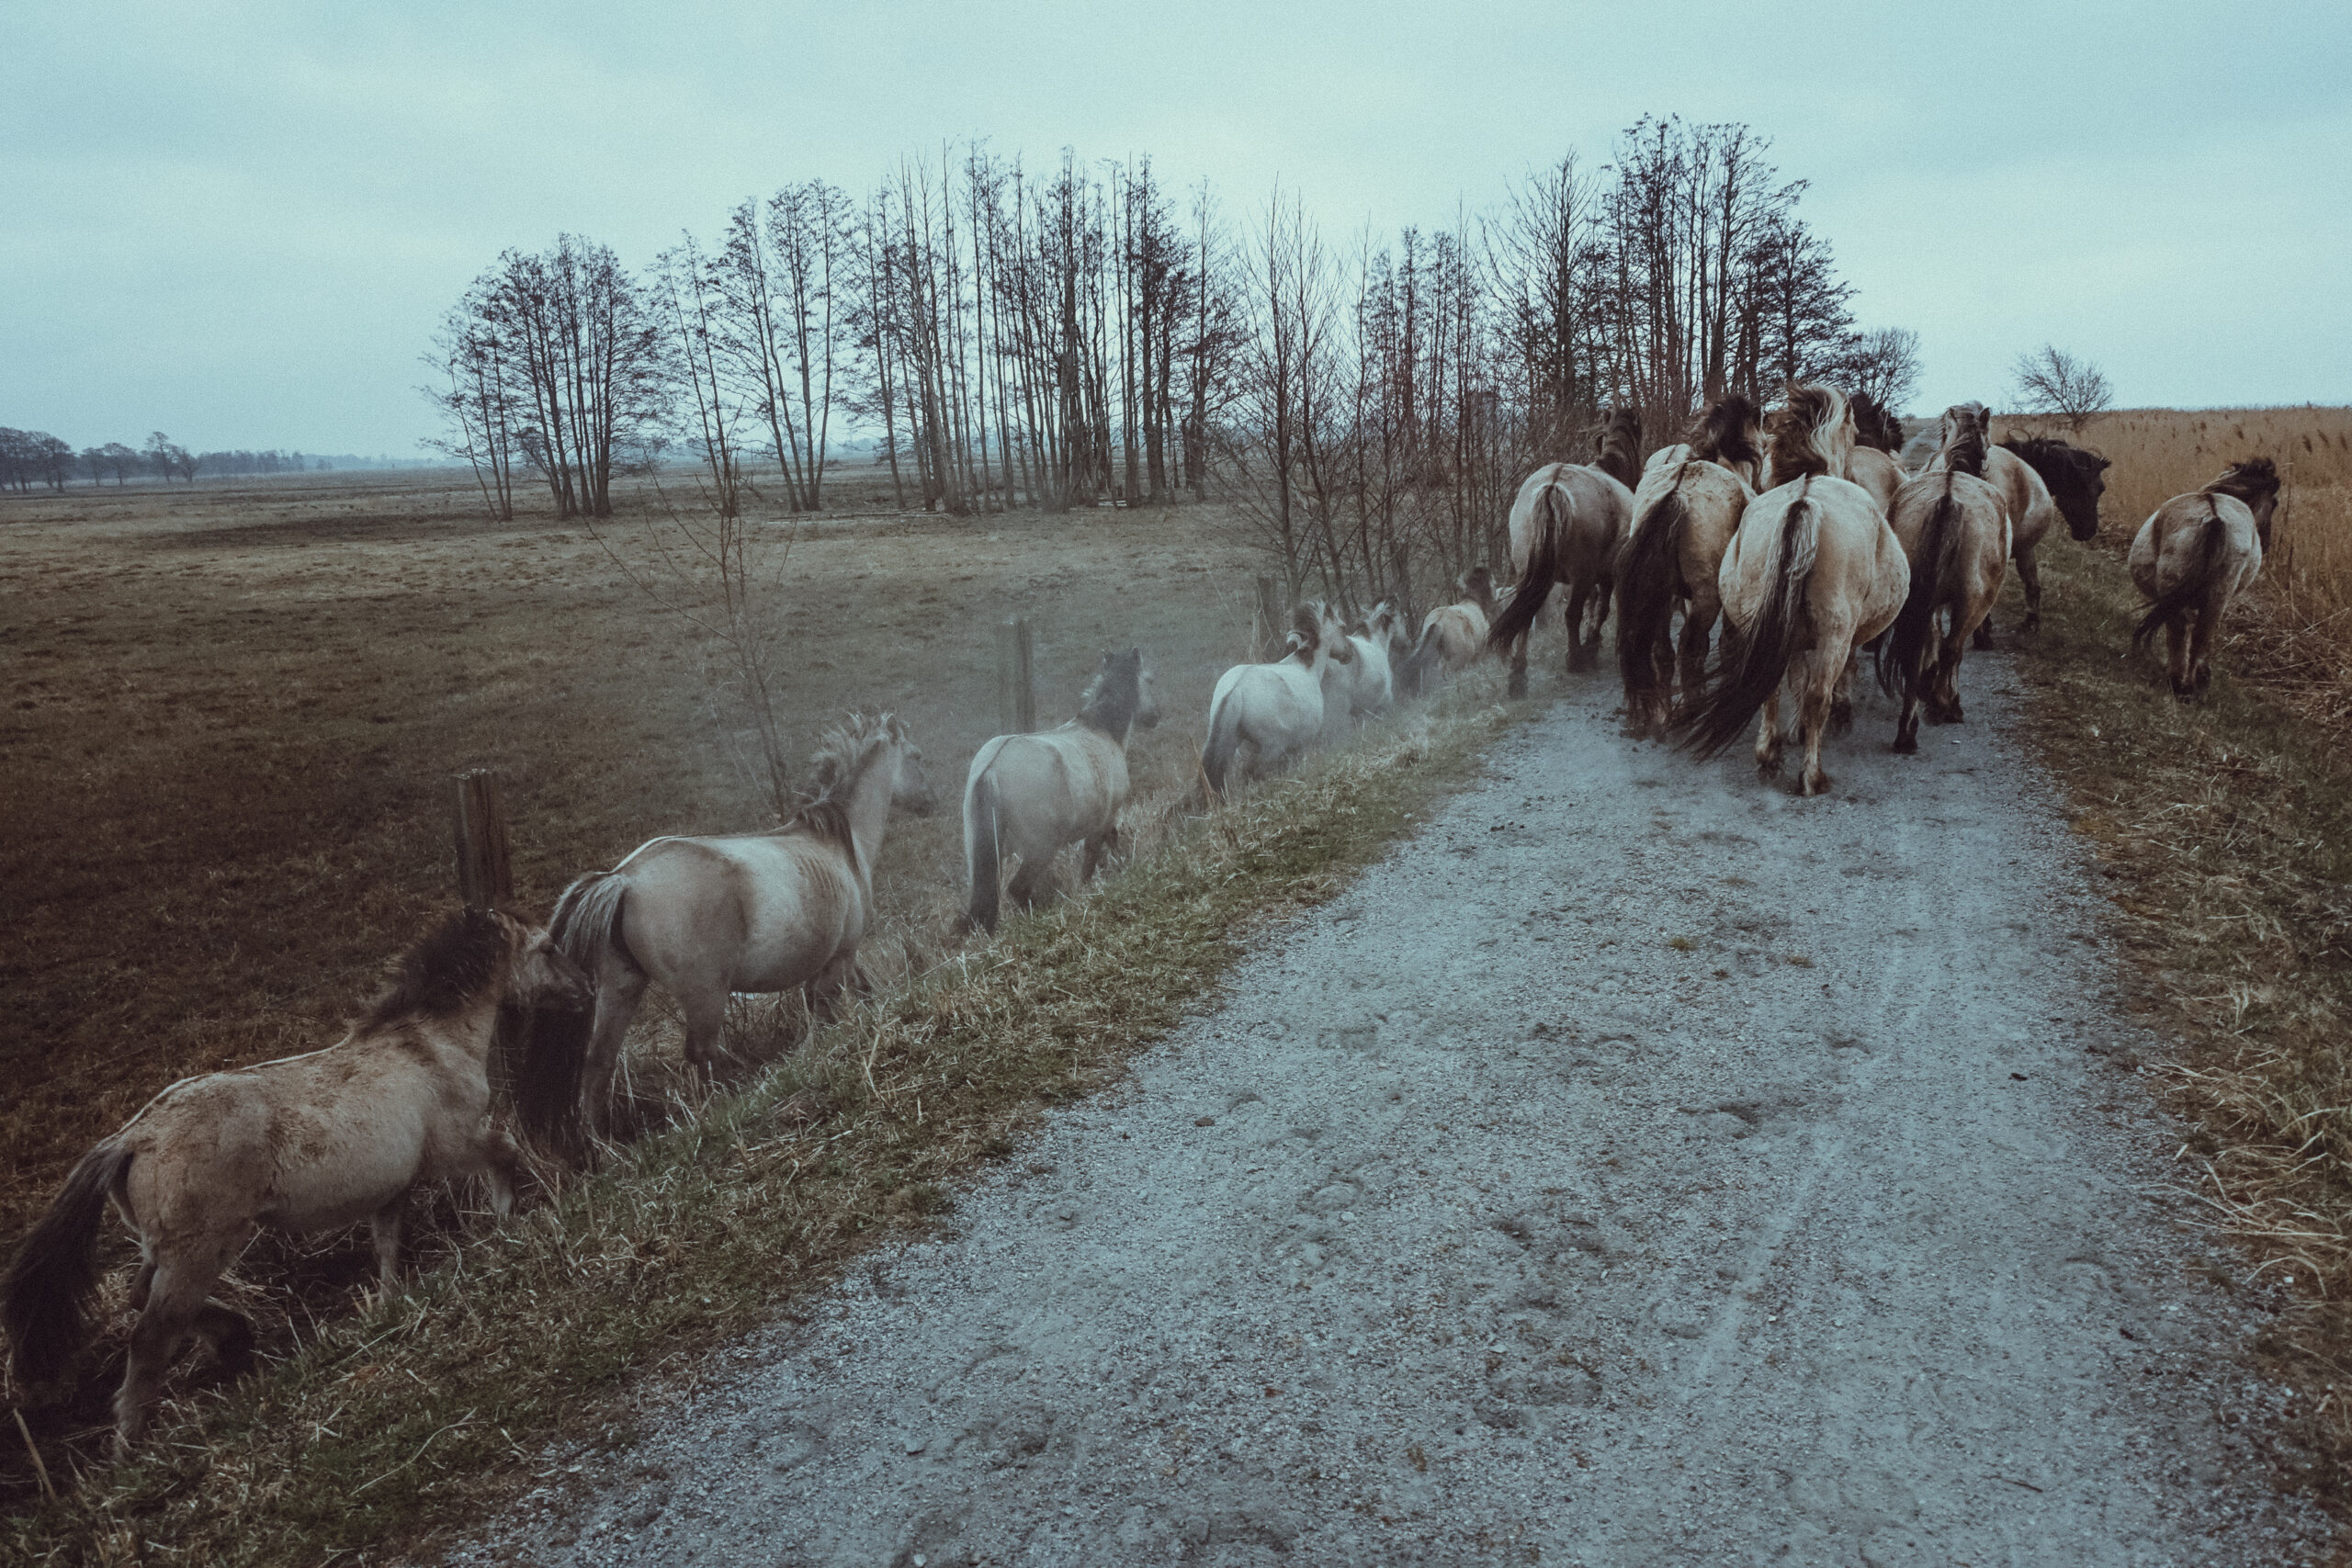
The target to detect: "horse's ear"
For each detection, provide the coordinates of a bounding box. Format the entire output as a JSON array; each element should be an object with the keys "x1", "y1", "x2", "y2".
[{"x1": 2095, "y1": 455, "x2": 2112, "y2": 471}]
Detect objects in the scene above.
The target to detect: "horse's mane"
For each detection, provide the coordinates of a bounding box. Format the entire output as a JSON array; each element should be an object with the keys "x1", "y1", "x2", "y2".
[
  {"x1": 2000, "y1": 435, "x2": 2100, "y2": 491},
  {"x1": 1591, "y1": 408, "x2": 1643, "y2": 489},
  {"x1": 2207, "y1": 457, "x2": 2280, "y2": 505},
  {"x1": 1937, "y1": 403, "x2": 1989, "y2": 479},
  {"x1": 1076, "y1": 649, "x2": 1147, "y2": 736},
  {"x1": 1458, "y1": 565, "x2": 1494, "y2": 614},
  {"x1": 1289, "y1": 602, "x2": 1352, "y2": 664},
  {"x1": 1765, "y1": 383, "x2": 1847, "y2": 481},
  {"x1": 1849, "y1": 391, "x2": 1903, "y2": 454},
  {"x1": 361, "y1": 907, "x2": 515, "y2": 1028},
  {"x1": 786, "y1": 712, "x2": 898, "y2": 846},
  {"x1": 1687, "y1": 392, "x2": 1761, "y2": 468}
]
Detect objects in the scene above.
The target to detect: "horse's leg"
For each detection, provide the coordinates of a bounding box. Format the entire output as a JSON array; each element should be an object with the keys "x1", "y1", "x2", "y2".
[
  {"x1": 679, "y1": 980, "x2": 731, "y2": 1088},
  {"x1": 582, "y1": 964, "x2": 648, "y2": 1134},
  {"x1": 1936, "y1": 619, "x2": 1968, "y2": 722},
  {"x1": 2188, "y1": 599, "x2": 2220, "y2": 696},
  {"x1": 1828, "y1": 656, "x2": 1856, "y2": 738},
  {"x1": 115, "y1": 1231, "x2": 243, "y2": 1453},
  {"x1": 2165, "y1": 615, "x2": 2193, "y2": 698},
  {"x1": 1675, "y1": 596, "x2": 1716, "y2": 724},
  {"x1": 2015, "y1": 543, "x2": 2044, "y2": 632},
  {"x1": 1893, "y1": 682, "x2": 1921, "y2": 753},
  {"x1": 1754, "y1": 687, "x2": 1784, "y2": 777},
  {"x1": 368, "y1": 1201, "x2": 403, "y2": 1296},
  {"x1": 1507, "y1": 628, "x2": 1530, "y2": 698},
  {"x1": 481, "y1": 1127, "x2": 525, "y2": 1221},
  {"x1": 1080, "y1": 824, "x2": 1120, "y2": 883},
  {"x1": 1562, "y1": 584, "x2": 1590, "y2": 672},
  {"x1": 806, "y1": 949, "x2": 865, "y2": 1021},
  {"x1": 1797, "y1": 651, "x2": 1840, "y2": 797}
]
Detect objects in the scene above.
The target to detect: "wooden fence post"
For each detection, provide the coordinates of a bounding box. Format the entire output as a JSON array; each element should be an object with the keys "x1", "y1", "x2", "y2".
[
  {"x1": 997, "y1": 616, "x2": 1036, "y2": 735},
  {"x1": 451, "y1": 769, "x2": 514, "y2": 911},
  {"x1": 1250, "y1": 574, "x2": 1283, "y2": 662}
]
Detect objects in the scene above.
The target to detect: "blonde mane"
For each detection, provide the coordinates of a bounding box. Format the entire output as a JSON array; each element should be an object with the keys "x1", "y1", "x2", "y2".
[{"x1": 786, "y1": 713, "x2": 900, "y2": 844}]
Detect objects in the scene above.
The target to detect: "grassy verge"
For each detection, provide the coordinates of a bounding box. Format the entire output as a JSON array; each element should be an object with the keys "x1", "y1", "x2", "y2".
[
  {"x1": 1, "y1": 679, "x2": 1520, "y2": 1566},
  {"x1": 2011, "y1": 547, "x2": 2352, "y2": 1502}
]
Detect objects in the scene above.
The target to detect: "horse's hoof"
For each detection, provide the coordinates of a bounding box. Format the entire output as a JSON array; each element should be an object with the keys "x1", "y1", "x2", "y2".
[
  {"x1": 1892, "y1": 736, "x2": 1918, "y2": 754},
  {"x1": 1508, "y1": 675, "x2": 1529, "y2": 699},
  {"x1": 1801, "y1": 772, "x2": 1832, "y2": 796}
]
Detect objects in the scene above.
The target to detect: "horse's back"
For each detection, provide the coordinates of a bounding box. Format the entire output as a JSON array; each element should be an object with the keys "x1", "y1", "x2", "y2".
[
  {"x1": 1849, "y1": 447, "x2": 1905, "y2": 515},
  {"x1": 2132, "y1": 494, "x2": 2260, "y2": 604},
  {"x1": 977, "y1": 728, "x2": 1126, "y2": 852},
  {"x1": 620, "y1": 833, "x2": 855, "y2": 993}
]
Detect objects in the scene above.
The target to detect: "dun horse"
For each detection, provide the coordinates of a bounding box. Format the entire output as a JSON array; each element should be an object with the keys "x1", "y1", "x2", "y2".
[
  {"x1": 1876, "y1": 405, "x2": 2012, "y2": 750},
  {"x1": 2129, "y1": 457, "x2": 2279, "y2": 698},
  {"x1": 1673, "y1": 384, "x2": 1909, "y2": 795},
  {"x1": 1926, "y1": 401, "x2": 2077, "y2": 640},
  {"x1": 965, "y1": 649, "x2": 1160, "y2": 931},
  {"x1": 1612, "y1": 392, "x2": 1764, "y2": 735},
  {"x1": 3, "y1": 909, "x2": 592, "y2": 1450},
  {"x1": 1488, "y1": 409, "x2": 1643, "y2": 694},
  {"x1": 1847, "y1": 390, "x2": 1910, "y2": 514},
  {"x1": 1330, "y1": 604, "x2": 1404, "y2": 730},
  {"x1": 1201, "y1": 603, "x2": 1352, "y2": 795},
  {"x1": 549, "y1": 714, "x2": 938, "y2": 1129},
  {"x1": 1407, "y1": 570, "x2": 1496, "y2": 682}
]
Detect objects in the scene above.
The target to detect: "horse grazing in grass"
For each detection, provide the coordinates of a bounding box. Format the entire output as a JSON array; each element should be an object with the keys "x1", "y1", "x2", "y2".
[
  {"x1": 1926, "y1": 402, "x2": 2075, "y2": 641},
  {"x1": 1673, "y1": 383, "x2": 1909, "y2": 796},
  {"x1": 1331, "y1": 604, "x2": 1404, "y2": 730},
  {"x1": 965, "y1": 649, "x2": 1160, "y2": 932},
  {"x1": 2129, "y1": 458, "x2": 2278, "y2": 698},
  {"x1": 1202, "y1": 603, "x2": 1352, "y2": 795},
  {"x1": 1876, "y1": 405, "x2": 2012, "y2": 751},
  {"x1": 550, "y1": 714, "x2": 938, "y2": 1129},
  {"x1": 1403, "y1": 570, "x2": 1495, "y2": 694},
  {"x1": 3, "y1": 908, "x2": 592, "y2": 1451},
  {"x1": 1847, "y1": 390, "x2": 1909, "y2": 515},
  {"x1": 1613, "y1": 392, "x2": 1764, "y2": 736},
  {"x1": 1489, "y1": 409, "x2": 1644, "y2": 694}
]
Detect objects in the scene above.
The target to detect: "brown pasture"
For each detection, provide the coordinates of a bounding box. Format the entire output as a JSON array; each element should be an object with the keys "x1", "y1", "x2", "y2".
[{"x1": 0, "y1": 470, "x2": 1266, "y2": 1268}]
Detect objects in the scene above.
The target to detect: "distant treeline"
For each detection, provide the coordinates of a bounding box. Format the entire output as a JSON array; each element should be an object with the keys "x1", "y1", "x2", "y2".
[
  {"x1": 0, "y1": 429, "x2": 437, "y2": 492},
  {"x1": 428, "y1": 116, "x2": 1921, "y2": 613}
]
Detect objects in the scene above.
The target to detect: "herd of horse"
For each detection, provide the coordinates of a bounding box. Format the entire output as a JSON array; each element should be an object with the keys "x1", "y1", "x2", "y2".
[{"x1": 3, "y1": 383, "x2": 2287, "y2": 1454}]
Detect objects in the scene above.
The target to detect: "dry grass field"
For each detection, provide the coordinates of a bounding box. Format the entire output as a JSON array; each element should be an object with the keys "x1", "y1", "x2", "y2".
[
  {"x1": 1996, "y1": 404, "x2": 2352, "y2": 723},
  {"x1": 0, "y1": 469, "x2": 1279, "y2": 1433}
]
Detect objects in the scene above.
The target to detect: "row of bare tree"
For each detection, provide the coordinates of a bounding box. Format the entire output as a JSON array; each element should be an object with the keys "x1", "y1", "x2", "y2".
[
  {"x1": 423, "y1": 118, "x2": 1918, "y2": 617},
  {"x1": 0, "y1": 430, "x2": 270, "y2": 491}
]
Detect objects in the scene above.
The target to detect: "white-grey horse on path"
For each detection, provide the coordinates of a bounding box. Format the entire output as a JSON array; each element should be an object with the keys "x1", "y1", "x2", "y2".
[
  {"x1": 549, "y1": 714, "x2": 938, "y2": 1130},
  {"x1": 1875, "y1": 404, "x2": 2012, "y2": 750},
  {"x1": 964, "y1": 649, "x2": 1160, "y2": 932},
  {"x1": 3, "y1": 908, "x2": 591, "y2": 1451}
]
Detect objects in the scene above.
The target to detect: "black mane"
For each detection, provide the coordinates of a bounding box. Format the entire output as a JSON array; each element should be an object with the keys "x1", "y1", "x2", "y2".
[
  {"x1": 362, "y1": 908, "x2": 514, "y2": 1027},
  {"x1": 1076, "y1": 649, "x2": 1148, "y2": 738}
]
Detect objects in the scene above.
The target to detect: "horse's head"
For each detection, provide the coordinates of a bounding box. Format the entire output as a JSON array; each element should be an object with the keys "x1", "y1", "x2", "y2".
[
  {"x1": 1849, "y1": 391, "x2": 1904, "y2": 455},
  {"x1": 881, "y1": 714, "x2": 940, "y2": 817},
  {"x1": 1937, "y1": 402, "x2": 1991, "y2": 479},
  {"x1": 1290, "y1": 602, "x2": 1351, "y2": 667},
  {"x1": 1690, "y1": 392, "x2": 1764, "y2": 488},
  {"x1": 1083, "y1": 648, "x2": 1159, "y2": 735},
  {"x1": 511, "y1": 924, "x2": 594, "y2": 1014},
  {"x1": 1458, "y1": 566, "x2": 1495, "y2": 615},
  {"x1": 2005, "y1": 435, "x2": 2109, "y2": 540},
  {"x1": 1763, "y1": 383, "x2": 1849, "y2": 487},
  {"x1": 1366, "y1": 602, "x2": 1409, "y2": 659},
  {"x1": 1591, "y1": 407, "x2": 1644, "y2": 490},
  {"x1": 2211, "y1": 457, "x2": 2281, "y2": 549}
]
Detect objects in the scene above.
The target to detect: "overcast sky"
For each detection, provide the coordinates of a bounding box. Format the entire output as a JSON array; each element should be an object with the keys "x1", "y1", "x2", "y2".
[{"x1": 5, "y1": 0, "x2": 2346, "y2": 454}]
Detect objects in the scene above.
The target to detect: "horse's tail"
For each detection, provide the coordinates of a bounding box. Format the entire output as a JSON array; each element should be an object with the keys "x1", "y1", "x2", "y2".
[
  {"x1": 1673, "y1": 492, "x2": 1820, "y2": 758},
  {"x1": 548, "y1": 871, "x2": 631, "y2": 982},
  {"x1": 5, "y1": 1138, "x2": 132, "y2": 1394},
  {"x1": 1201, "y1": 681, "x2": 1247, "y2": 799},
  {"x1": 964, "y1": 753, "x2": 1005, "y2": 932},
  {"x1": 1615, "y1": 485, "x2": 1689, "y2": 708},
  {"x1": 2133, "y1": 504, "x2": 2229, "y2": 653},
  {"x1": 1878, "y1": 487, "x2": 1960, "y2": 697},
  {"x1": 1487, "y1": 487, "x2": 1568, "y2": 654}
]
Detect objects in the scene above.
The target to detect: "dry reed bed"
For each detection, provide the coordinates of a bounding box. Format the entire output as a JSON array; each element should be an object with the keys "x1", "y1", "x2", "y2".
[
  {"x1": 0, "y1": 676, "x2": 1518, "y2": 1566},
  {"x1": 2007, "y1": 403, "x2": 2352, "y2": 1502}
]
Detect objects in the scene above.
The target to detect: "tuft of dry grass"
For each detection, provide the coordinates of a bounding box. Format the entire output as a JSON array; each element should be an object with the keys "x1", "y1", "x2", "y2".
[
  {"x1": 0, "y1": 666, "x2": 1521, "y2": 1565},
  {"x1": 2012, "y1": 536, "x2": 2352, "y2": 1505}
]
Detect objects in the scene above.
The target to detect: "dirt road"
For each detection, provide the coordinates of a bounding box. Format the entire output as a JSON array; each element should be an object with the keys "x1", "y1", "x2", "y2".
[{"x1": 472, "y1": 666, "x2": 2326, "y2": 1566}]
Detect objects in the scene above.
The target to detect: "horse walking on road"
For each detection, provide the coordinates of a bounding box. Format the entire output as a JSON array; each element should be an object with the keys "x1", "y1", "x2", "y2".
[
  {"x1": 1877, "y1": 405, "x2": 2012, "y2": 750},
  {"x1": 550, "y1": 715, "x2": 939, "y2": 1129},
  {"x1": 1674, "y1": 384, "x2": 1909, "y2": 796},
  {"x1": 1489, "y1": 410, "x2": 1644, "y2": 694},
  {"x1": 3, "y1": 908, "x2": 592, "y2": 1451},
  {"x1": 965, "y1": 649, "x2": 1160, "y2": 932},
  {"x1": 1202, "y1": 603, "x2": 1353, "y2": 795},
  {"x1": 1847, "y1": 390, "x2": 1910, "y2": 515},
  {"x1": 1613, "y1": 392, "x2": 1764, "y2": 736},
  {"x1": 2129, "y1": 458, "x2": 2279, "y2": 698},
  {"x1": 1926, "y1": 404, "x2": 2088, "y2": 641}
]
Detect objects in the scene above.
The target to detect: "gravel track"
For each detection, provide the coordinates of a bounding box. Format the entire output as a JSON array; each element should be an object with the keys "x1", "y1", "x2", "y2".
[{"x1": 463, "y1": 662, "x2": 2328, "y2": 1566}]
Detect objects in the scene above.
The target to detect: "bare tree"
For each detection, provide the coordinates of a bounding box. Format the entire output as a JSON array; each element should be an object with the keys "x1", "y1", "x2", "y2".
[
  {"x1": 1842, "y1": 326, "x2": 1922, "y2": 413},
  {"x1": 2009, "y1": 344, "x2": 2113, "y2": 432}
]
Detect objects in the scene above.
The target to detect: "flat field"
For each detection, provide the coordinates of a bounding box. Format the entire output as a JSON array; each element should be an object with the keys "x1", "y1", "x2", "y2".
[{"x1": 0, "y1": 470, "x2": 1269, "y2": 1254}]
